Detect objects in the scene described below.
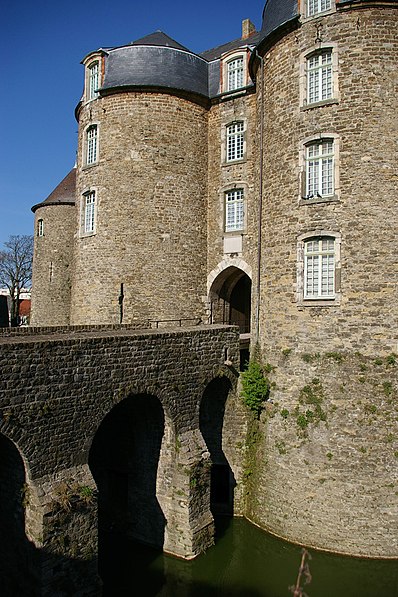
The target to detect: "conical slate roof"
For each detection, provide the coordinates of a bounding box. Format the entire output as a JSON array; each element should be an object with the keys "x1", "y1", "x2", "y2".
[
  {"x1": 130, "y1": 31, "x2": 191, "y2": 52},
  {"x1": 31, "y1": 167, "x2": 76, "y2": 213}
]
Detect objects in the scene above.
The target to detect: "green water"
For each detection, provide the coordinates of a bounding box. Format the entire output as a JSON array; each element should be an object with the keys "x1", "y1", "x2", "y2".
[{"x1": 101, "y1": 518, "x2": 398, "y2": 597}]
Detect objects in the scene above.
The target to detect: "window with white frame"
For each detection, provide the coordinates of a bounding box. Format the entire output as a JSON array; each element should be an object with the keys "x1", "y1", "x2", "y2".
[
  {"x1": 307, "y1": 49, "x2": 333, "y2": 104},
  {"x1": 86, "y1": 125, "x2": 98, "y2": 165},
  {"x1": 305, "y1": 139, "x2": 334, "y2": 198},
  {"x1": 225, "y1": 189, "x2": 244, "y2": 232},
  {"x1": 88, "y1": 61, "x2": 99, "y2": 100},
  {"x1": 307, "y1": 0, "x2": 332, "y2": 17},
  {"x1": 37, "y1": 219, "x2": 44, "y2": 237},
  {"x1": 226, "y1": 122, "x2": 244, "y2": 162},
  {"x1": 227, "y1": 57, "x2": 244, "y2": 91},
  {"x1": 304, "y1": 237, "x2": 335, "y2": 299},
  {"x1": 83, "y1": 191, "x2": 96, "y2": 234}
]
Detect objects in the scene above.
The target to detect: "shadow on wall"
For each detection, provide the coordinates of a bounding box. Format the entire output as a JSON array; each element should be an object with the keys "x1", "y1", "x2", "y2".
[
  {"x1": 0, "y1": 433, "x2": 98, "y2": 597},
  {"x1": 89, "y1": 393, "x2": 166, "y2": 587},
  {"x1": 200, "y1": 376, "x2": 236, "y2": 525}
]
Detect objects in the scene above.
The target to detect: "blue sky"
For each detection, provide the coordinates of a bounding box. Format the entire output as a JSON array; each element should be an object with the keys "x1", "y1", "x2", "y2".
[{"x1": 0, "y1": 0, "x2": 265, "y2": 246}]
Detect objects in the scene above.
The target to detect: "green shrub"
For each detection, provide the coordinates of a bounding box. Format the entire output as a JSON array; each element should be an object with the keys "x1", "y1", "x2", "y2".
[{"x1": 241, "y1": 360, "x2": 270, "y2": 418}]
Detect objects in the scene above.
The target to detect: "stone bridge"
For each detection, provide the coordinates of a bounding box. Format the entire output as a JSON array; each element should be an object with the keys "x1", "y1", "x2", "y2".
[{"x1": 0, "y1": 324, "x2": 242, "y2": 596}]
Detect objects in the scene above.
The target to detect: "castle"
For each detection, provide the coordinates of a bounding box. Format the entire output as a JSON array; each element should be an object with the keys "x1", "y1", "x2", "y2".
[{"x1": 27, "y1": 0, "x2": 397, "y2": 578}]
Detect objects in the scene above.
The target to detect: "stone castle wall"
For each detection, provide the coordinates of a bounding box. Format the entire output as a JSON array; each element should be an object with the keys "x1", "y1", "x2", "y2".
[
  {"x1": 256, "y1": 7, "x2": 398, "y2": 355},
  {"x1": 0, "y1": 325, "x2": 240, "y2": 593},
  {"x1": 71, "y1": 92, "x2": 209, "y2": 325},
  {"x1": 31, "y1": 204, "x2": 75, "y2": 326}
]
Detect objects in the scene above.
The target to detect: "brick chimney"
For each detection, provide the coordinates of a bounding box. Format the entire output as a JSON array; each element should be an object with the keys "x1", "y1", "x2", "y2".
[{"x1": 242, "y1": 18, "x2": 256, "y2": 39}]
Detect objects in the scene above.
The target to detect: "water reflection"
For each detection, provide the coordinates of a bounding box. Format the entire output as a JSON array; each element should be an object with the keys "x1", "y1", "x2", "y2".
[{"x1": 101, "y1": 517, "x2": 398, "y2": 596}]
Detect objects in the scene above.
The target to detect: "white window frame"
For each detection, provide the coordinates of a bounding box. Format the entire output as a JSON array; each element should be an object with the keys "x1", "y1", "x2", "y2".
[
  {"x1": 37, "y1": 219, "x2": 44, "y2": 237},
  {"x1": 305, "y1": 138, "x2": 334, "y2": 199},
  {"x1": 226, "y1": 121, "x2": 245, "y2": 162},
  {"x1": 299, "y1": 133, "x2": 340, "y2": 203},
  {"x1": 86, "y1": 124, "x2": 98, "y2": 166},
  {"x1": 300, "y1": 44, "x2": 339, "y2": 108},
  {"x1": 304, "y1": 237, "x2": 335, "y2": 299},
  {"x1": 87, "y1": 61, "x2": 99, "y2": 100},
  {"x1": 81, "y1": 190, "x2": 97, "y2": 236},
  {"x1": 297, "y1": 231, "x2": 341, "y2": 305},
  {"x1": 227, "y1": 57, "x2": 244, "y2": 91},
  {"x1": 307, "y1": 49, "x2": 333, "y2": 104},
  {"x1": 303, "y1": 0, "x2": 335, "y2": 18},
  {"x1": 225, "y1": 189, "x2": 244, "y2": 232}
]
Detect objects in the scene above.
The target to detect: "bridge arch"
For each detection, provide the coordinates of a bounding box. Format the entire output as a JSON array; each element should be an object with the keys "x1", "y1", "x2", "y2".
[
  {"x1": 199, "y1": 375, "x2": 236, "y2": 524},
  {"x1": 0, "y1": 432, "x2": 38, "y2": 594}
]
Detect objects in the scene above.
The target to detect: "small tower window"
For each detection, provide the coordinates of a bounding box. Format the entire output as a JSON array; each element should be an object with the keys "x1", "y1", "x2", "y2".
[
  {"x1": 83, "y1": 191, "x2": 96, "y2": 234},
  {"x1": 307, "y1": 49, "x2": 333, "y2": 104},
  {"x1": 86, "y1": 125, "x2": 98, "y2": 165},
  {"x1": 37, "y1": 219, "x2": 44, "y2": 237},
  {"x1": 304, "y1": 237, "x2": 335, "y2": 299}
]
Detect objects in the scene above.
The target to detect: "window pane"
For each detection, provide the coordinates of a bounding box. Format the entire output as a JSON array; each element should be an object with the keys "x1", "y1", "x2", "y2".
[
  {"x1": 84, "y1": 192, "x2": 96, "y2": 233},
  {"x1": 307, "y1": 50, "x2": 333, "y2": 104},
  {"x1": 225, "y1": 189, "x2": 244, "y2": 231},
  {"x1": 89, "y1": 62, "x2": 99, "y2": 100},
  {"x1": 227, "y1": 122, "x2": 244, "y2": 161},
  {"x1": 305, "y1": 139, "x2": 334, "y2": 197},
  {"x1": 304, "y1": 237, "x2": 335, "y2": 298},
  {"x1": 228, "y1": 58, "x2": 244, "y2": 91}
]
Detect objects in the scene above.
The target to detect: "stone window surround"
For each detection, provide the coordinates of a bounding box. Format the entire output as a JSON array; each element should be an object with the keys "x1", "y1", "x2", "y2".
[
  {"x1": 80, "y1": 187, "x2": 98, "y2": 238},
  {"x1": 220, "y1": 49, "x2": 250, "y2": 94},
  {"x1": 298, "y1": 132, "x2": 340, "y2": 205},
  {"x1": 299, "y1": 42, "x2": 339, "y2": 110},
  {"x1": 296, "y1": 230, "x2": 341, "y2": 306},
  {"x1": 83, "y1": 123, "x2": 99, "y2": 168},
  {"x1": 221, "y1": 118, "x2": 247, "y2": 165},
  {"x1": 219, "y1": 181, "x2": 249, "y2": 235},
  {"x1": 299, "y1": 0, "x2": 336, "y2": 22},
  {"x1": 37, "y1": 219, "x2": 44, "y2": 237}
]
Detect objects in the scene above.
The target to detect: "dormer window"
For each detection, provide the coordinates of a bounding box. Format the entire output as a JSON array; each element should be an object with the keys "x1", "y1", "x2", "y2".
[
  {"x1": 87, "y1": 61, "x2": 99, "y2": 100},
  {"x1": 227, "y1": 57, "x2": 244, "y2": 91}
]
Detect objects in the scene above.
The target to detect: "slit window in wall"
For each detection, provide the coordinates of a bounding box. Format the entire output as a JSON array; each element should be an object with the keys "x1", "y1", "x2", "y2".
[
  {"x1": 88, "y1": 61, "x2": 99, "y2": 100},
  {"x1": 83, "y1": 191, "x2": 96, "y2": 234},
  {"x1": 86, "y1": 125, "x2": 98, "y2": 165},
  {"x1": 225, "y1": 189, "x2": 244, "y2": 232},
  {"x1": 37, "y1": 219, "x2": 44, "y2": 237},
  {"x1": 227, "y1": 57, "x2": 244, "y2": 91},
  {"x1": 307, "y1": 49, "x2": 333, "y2": 104},
  {"x1": 307, "y1": 0, "x2": 332, "y2": 17},
  {"x1": 305, "y1": 139, "x2": 334, "y2": 199},
  {"x1": 227, "y1": 122, "x2": 244, "y2": 162},
  {"x1": 304, "y1": 237, "x2": 335, "y2": 299}
]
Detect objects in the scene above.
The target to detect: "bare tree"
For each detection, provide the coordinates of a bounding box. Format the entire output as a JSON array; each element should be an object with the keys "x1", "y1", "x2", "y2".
[{"x1": 0, "y1": 235, "x2": 33, "y2": 327}]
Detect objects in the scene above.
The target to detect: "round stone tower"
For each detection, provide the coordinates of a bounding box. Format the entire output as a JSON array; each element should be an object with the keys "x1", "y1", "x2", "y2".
[
  {"x1": 71, "y1": 34, "x2": 209, "y2": 325},
  {"x1": 31, "y1": 168, "x2": 76, "y2": 326},
  {"x1": 246, "y1": 0, "x2": 398, "y2": 558},
  {"x1": 252, "y1": 0, "x2": 398, "y2": 355}
]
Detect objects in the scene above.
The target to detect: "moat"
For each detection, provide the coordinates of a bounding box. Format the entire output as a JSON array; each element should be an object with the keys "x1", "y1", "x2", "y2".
[{"x1": 101, "y1": 517, "x2": 398, "y2": 597}]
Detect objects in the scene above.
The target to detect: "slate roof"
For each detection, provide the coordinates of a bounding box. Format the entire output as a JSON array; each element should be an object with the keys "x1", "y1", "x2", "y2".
[
  {"x1": 200, "y1": 31, "x2": 262, "y2": 62},
  {"x1": 130, "y1": 31, "x2": 191, "y2": 52},
  {"x1": 31, "y1": 167, "x2": 76, "y2": 213},
  {"x1": 260, "y1": 0, "x2": 299, "y2": 39}
]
